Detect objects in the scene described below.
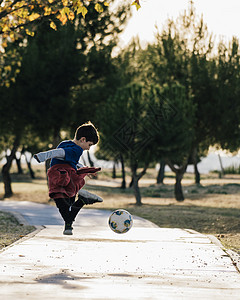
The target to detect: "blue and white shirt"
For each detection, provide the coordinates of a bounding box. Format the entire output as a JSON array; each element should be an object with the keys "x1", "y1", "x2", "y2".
[{"x1": 50, "y1": 140, "x2": 83, "y2": 170}]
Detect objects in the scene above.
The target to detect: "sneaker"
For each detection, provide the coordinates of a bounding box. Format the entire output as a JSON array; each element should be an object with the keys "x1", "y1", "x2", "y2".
[
  {"x1": 78, "y1": 189, "x2": 103, "y2": 205},
  {"x1": 63, "y1": 223, "x2": 73, "y2": 235}
]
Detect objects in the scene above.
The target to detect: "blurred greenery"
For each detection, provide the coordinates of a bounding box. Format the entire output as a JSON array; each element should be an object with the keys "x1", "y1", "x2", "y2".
[{"x1": 223, "y1": 165, "x2": 240, "y2": 175}]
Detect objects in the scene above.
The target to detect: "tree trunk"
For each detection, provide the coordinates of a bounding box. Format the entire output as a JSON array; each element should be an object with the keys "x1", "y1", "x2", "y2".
[
  {"x1": 2, "y1": 160, "x2": 13, "y2": 198},
  {"x1": 157, "y1": 160, "x2": 165, "y2": 184},
  {"x1": 175, "y1": 171, "x2": 184, "y2": 201},
  {"x1": 130, "y1": 160, "x2": 148, "y2": 205},
  {"x1": 120, "y1": 154, "x2": 126, "y2": 189},
  {"x1": 131, "y1": 163, "x2": 142, "y2": 205},
  {"x1": 27, "y1": 161, "x2": 35, "y2": 179},
  {"x1": 2, "y1": 135, "x2": 21, "y2": 198},
  {"x1": 87, "y1": 151, "x2": 97, "y2": 179},
  {"x1": 87, "y1": 151, "x2": 94, "y2": 167},
  {"x1": 129, "y1": 177, "x2": 133, "y2": 188},
  {"x1": 133, "y1": 174, "x2": 142, "y2": 205},
  {"x1": 192, "y1": 147, "x2": 200, "y2": 184},
  {"x1": 14, "y1": 154, "x2": 23, "y2": 174},
  {"x1": 194, "y1": 162, "x2": 200, "y2": 184},
  {"x1": 24, "y1": 153, "x2": 35, "y2": 179},
  {"x1": 166, "y1": 159, "x2": 188, "y2": 202},
  {"x1": 112, "y1": 161, "x2": 116, "y2": 179},
  {"x1": 130, "y1": 162, "x2": 142, "y2": 205},
  {"x1": 218, "y1": 154, "x2": 224, "y2": 178}
]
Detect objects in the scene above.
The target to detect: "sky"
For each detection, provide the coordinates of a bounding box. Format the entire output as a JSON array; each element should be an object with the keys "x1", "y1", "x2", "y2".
[{"x1": 118, "y1": 0, "x2": 240, "y2": 47}]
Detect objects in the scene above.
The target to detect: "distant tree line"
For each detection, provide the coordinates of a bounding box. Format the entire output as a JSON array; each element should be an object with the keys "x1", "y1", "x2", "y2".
[{"x1": 0, "y1": 2, "x2": 239, "y2": 204}]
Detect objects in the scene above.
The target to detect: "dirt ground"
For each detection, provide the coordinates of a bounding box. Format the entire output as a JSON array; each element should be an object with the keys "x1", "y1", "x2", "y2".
[{"x1": 0, "y1": 211, "x2": 35, "y2": 249}]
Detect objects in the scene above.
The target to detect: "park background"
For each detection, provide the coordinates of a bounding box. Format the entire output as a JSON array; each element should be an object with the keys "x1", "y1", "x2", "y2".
[{"x1": 0, "y1": 0, "x2": 240, "y2": 254}]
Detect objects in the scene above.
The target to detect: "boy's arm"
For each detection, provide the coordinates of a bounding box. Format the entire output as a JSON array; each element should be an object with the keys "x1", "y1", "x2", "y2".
[{"x1": 34, "y1": 148, "x2": 65, "y2": 163}]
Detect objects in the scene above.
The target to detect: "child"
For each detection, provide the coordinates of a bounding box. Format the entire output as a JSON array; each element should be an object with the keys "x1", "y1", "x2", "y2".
[{"x1": 34, "y1": 122, "x2": 103, "y2": 235}]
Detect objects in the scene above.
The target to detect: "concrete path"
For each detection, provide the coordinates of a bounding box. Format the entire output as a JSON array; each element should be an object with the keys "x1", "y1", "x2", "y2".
[{"x1": 0, "y1": 200, "x2": 240, "y2": 300}]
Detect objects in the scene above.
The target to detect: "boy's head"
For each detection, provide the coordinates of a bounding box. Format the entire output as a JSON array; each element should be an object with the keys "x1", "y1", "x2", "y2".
[{"x1": 75, "y1": 122, "x2": 99, "y2": 145}]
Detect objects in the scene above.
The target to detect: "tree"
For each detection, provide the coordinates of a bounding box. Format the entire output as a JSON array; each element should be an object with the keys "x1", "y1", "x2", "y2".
[
  {"x1": 96, "y1": 39, "x2": 148, "y2": 194},
  {"x1": 147, "y1": 83, "x2": 195, "y2": 201},
  {"x1": 0, "y1": 19, "x2": 82, "y2": 197},
  {"x1": 69, "y1": 0, "x2": 131, "y2": 131},
  {"x1": 142, "y1": 1, "x2": 217, "y2": 190},
  {"x1": 0, "y1": 0, "x2": 131, "y2": 197},
  {"x1": 156, "y1": 160, "x2": 165, "y2": 184},
  {"x1": 213, "y1": 37, "x2": 240, "y2": 152},
  {"x1": 97, "y1": 82, "x2": 153, "y2": 205},
  {"x1": 0, "y1": 75, "x2": 26, "y2": 197},
  {"x1": 95, "y1": 82, "x2": 131, "y2": 189},
  {"x1": 0, "y1": 0, "x2": 135, "y2": 87}
]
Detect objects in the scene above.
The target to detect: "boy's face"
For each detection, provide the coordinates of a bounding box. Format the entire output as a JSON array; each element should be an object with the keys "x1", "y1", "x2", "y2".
[{"x1": 79, "y1": 137, "x2": 94, "y2": 150}]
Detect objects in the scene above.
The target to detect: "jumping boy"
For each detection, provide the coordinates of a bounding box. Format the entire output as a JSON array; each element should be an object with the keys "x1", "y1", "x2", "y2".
[{"x1": 34, "y1": 122, "x2": 103, "y2": 235}]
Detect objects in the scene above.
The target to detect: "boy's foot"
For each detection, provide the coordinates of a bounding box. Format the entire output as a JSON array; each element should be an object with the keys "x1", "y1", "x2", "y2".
[
  {"x1": 78, "y1": 189, "x2": 103, "y2": 205},
  {"x1": 63, "y1": 223, "x2": 73, "y2": 235}
]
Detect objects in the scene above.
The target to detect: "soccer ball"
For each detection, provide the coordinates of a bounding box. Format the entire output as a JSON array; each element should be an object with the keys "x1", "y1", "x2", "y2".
[{"x1": 108, "y1": 209, "x2": 133, "y2": 234}]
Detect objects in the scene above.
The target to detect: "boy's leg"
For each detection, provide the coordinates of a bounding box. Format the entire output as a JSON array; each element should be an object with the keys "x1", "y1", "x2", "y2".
[
  {"x1": 69, "y1": 200, "x2": 84, "y2": 224},
  {"x1": 54, "y1": 197, "x2": 75, "y2": 223},
  {"x1": 54, "y1": 190, "x2": 103, "y2": 235},
  {"x1": 34, "y1": 148, "x2": 65, "y2": 163},
  {"x1": 68, "y1": 190, "x2": 103, "y2": 223},
  {"x1": 54, "y1": 197, "x2": 77, "y2": 235}
]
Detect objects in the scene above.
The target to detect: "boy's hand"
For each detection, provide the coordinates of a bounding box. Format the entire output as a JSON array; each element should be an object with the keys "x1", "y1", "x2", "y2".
[
  {"x1": 87, "y1": 173, "x2": 98, "y2": 179},
  {"x1": 77, "y1": 167, "x2": 101, "y2": 176}
]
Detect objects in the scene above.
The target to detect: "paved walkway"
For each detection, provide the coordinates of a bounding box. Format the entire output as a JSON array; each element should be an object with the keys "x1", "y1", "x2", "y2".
[{"x1": 0, "y1": 200, "x2": 240, "y2": 300}]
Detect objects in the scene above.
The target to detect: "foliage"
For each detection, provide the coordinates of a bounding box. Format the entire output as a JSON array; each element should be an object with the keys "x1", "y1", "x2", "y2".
[
  {"x1": 2, "y1": 20, "x2": 81, "y2": 146},
  {"x1": 96, "y1": 81, "x2": 154, "y2": 204},
  {"x1": 213, "y1": 37, "x2": 240, "y2": 152},
  {"x1": 0, "y1": 0, "x2": 131, "y2": 197},
  {"x1": 0, "y1": 0, "x2": 138, "y2": 36},
  {"x1": 0, "y1": 0, "x2": 134, "y2": 87},
  {"x1": 69, "y1": 0, "x2": 131, "y2": 133},
  {"x1": 148, "y1": 83, "x2": 196, "y2": 164},
  {"x1": 1, "y1": 0, "x2": 130, "y2": 142}
]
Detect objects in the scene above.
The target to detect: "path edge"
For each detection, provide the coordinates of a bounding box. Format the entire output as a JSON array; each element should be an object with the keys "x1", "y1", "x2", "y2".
[
  {"x1": 0, "y1": 209, "x2": 45, "y2": 254},
  {"x1": 207, "y1": 234, "x2": 240, "y2": 273}
]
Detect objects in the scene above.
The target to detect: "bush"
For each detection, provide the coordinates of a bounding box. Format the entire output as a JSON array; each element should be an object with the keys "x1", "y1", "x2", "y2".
[{"x1": 223, "y1": 165, "x2": 240, "y2": 174}]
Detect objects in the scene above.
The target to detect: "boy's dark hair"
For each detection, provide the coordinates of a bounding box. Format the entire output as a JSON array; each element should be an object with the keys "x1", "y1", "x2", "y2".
[{"x1": 75, "y1": 122, "x2": 99, "y2": 144}]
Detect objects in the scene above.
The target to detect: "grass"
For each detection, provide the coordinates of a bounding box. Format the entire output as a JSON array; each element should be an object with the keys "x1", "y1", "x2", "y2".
[
  {"x1": 0, "y1": 165, "x2": 240, "y2": 254},
  {"x1": 0, "y1": 211, "x2": 35, "y2": 250},
  {"x1": 223, "y1": 164, "x2": 240, "y2": 175}
]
